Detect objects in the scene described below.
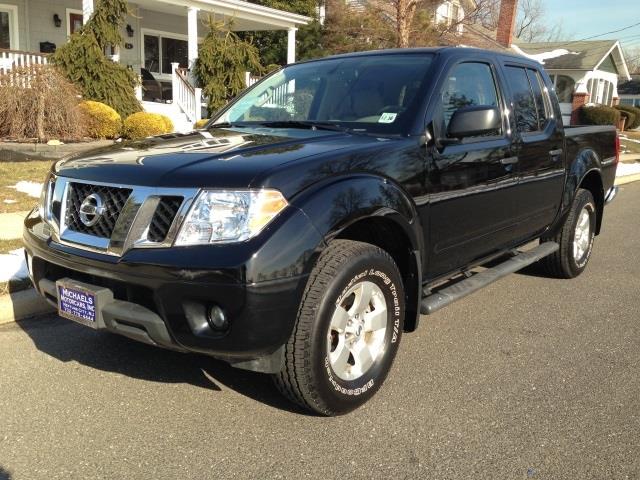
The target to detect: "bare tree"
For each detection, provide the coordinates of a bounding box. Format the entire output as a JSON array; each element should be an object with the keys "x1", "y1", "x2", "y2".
[
  {"x1": 395, "y1": 0, "x2": 419, "y2": 47},
  {"x1": 624, "y1": 46, "x2": 640, "y2": 74}
]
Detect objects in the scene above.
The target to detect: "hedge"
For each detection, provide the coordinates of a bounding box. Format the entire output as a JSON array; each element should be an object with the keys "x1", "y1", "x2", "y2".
[
  {"x1": 78, "y1": 100, "x2": 122, "y2": 139},
  {"x1": 194, "y1": 119, "x2": 210, "y2": 129},
  {"x1": 123, "y1": 112, "x2": 174, "y2": 139},
  {"x1": 614, "y1": 104, "x2": 640, "y2": 129},
  {"x1": 579, "y1": 105, "x2": 621, "y2": 126}
]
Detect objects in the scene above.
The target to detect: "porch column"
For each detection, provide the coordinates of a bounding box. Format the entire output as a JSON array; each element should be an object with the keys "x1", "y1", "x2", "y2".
[
  {"x1": 287, "y1": 27, "x2": 297, "y2": 64},
  {"x1": 187, "y1": 7, "x2": 199, "y2": 71},
  {"x1": 82, "y1": 0, "x2": 94, "y2": 24}
]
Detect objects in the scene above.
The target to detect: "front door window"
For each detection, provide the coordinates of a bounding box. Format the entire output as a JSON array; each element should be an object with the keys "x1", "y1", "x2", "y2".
[
  {"x1": 0, "y1": 8, "x2": 14, "y2": 49},
  {"x1": 69, "y1": 12, "x2": 83, "y2": 35}
]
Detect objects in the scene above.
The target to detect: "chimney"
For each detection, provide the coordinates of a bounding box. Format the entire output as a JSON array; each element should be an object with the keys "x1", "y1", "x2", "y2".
[{"x1": 496, "y1": 0, "x2": 518, "y2": 47}]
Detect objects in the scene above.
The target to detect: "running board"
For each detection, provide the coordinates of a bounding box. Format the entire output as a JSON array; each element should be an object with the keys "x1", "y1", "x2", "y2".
[{"x1": 420, "y1": 242, "x2": 559, "y2": 315}]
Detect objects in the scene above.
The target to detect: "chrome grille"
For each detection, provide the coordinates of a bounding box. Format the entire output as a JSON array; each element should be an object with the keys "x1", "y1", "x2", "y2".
[
  {"x1": 47, "y1": 176, "x2": 198, "y2": 256},
  {"x1": 147, "y1": 196, "x2": 183, "y2": 243},
  {"x1": 65, "y1": 183, "x2": 132, "y2": 238}
]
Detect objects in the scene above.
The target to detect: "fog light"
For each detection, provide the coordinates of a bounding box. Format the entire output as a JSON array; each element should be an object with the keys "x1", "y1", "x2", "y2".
[{"x1": 207, "y1": 305, "x2": 228, "y2": 331}]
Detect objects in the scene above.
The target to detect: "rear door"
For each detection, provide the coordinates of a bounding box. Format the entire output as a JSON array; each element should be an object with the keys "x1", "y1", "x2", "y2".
[
  {"x1": 502, "y1": 65, "x2": 565, "y2": 238},
  {"x1": 426, "y1": 58, "x2": 519, "y2": 278}
]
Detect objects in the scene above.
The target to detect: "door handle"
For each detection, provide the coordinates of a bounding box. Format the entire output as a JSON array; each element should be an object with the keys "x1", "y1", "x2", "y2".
[
  {"x1": 549, "y1": 149, "x2": 563, "y2": 157},
  {"x1": 500, "y1": 156, "x2": 519, "y2": 165}
]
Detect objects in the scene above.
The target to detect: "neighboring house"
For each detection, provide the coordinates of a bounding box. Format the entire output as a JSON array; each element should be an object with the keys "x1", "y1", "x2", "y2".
[
  {"x1": 618, "y1": 74, "x2": 640, "y2": 107},
  {"x1": 512, "y1": 40, "x2": 631, "y2": 125},
  {"x1": 0, "y1": 0, "x2": 309, "y2": 129}
]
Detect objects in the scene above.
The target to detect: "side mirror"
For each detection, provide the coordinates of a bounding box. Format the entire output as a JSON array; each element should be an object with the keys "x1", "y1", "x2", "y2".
[{"x1": 447, "y1": 105, "x2": 501, "y2": 140}]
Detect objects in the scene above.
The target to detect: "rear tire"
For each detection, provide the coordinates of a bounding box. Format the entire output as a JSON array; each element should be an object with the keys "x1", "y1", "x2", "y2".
[
  {"x1": 541, "y1": 188, "x2": 596, "y2": 278},
  {"x1": 273, "y1": 239, "x2": 405, "y2": 416}
]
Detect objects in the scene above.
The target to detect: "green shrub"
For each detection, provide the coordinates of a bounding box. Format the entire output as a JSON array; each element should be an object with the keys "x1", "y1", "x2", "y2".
[
  {"x1": 617, "y1": 110, "x2": 636, "y2": 130},
  {"x1": 579, "y1": 105, "x2": 621, "y2": 126},
  {"x1": 0, "y1": 65, "x2": 86, "y2": 142},
  {"x1": 194, "y1": 119, "x2": 210, "y2": 129},
  {"x1": 123, "y1": 112, "x2": 174, "y2": 139},
  {"x1": 194, "y1": 19, "x2": 263, "y2": 116},
  {"x1": 78, "y1": 100, "x2": 122, "y2": 139},
  {"x1": 614, "y1": 104, "x2": 640, "y2": 129}
]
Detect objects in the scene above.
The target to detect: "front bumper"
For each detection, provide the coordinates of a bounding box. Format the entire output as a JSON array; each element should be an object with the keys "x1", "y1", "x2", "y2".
[{"x1": 23, "y1": 206, "x2": 323, "y2": 371}]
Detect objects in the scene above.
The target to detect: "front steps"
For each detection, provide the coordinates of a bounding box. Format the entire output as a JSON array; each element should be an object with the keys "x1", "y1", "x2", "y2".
[{"x1": 141, "y1": 101, "x2": 195, "y2": 134}]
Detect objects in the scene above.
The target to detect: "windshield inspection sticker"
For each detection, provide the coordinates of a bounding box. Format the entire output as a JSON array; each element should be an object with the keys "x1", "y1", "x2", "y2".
[{"x1": 378, "y1": 112, "x2": 397, "y2": 123}]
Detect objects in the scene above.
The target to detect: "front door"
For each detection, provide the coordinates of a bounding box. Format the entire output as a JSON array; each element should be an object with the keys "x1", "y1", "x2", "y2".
[
  {"x1": 426, "y1": 60, "x2": 519, "y2": 278},
  {"x1": 68, "y1": 12, "x2": 83, "y2": 36}
]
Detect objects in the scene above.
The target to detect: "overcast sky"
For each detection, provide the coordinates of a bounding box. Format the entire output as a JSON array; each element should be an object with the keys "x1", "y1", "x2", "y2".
[{"x1": 540, "y1": 0, "x2": 640, "y2": 50}]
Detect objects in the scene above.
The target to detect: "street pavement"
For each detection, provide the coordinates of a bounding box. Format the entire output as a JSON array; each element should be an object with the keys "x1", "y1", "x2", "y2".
[{"x1": 1, "y1": 184, "x2": 639, "y2": 480}]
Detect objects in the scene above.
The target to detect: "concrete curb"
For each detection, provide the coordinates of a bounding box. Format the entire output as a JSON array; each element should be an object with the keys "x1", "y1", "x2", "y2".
[
  {"x1": 615, "y1": 174, "x2": 640, "y2": 186},
  {"x1": 0, "y1": 288, "x2": 54, "y2": 326}
]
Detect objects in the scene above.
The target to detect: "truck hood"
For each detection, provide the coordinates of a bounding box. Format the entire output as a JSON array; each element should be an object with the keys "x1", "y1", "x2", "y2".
[{"x1": 55, "y1": 127, "x2": 374, "y2": 189}]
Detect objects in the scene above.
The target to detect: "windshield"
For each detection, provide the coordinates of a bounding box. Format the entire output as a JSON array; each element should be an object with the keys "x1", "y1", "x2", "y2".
[{"x1": 212, "y1": 53, "x2": 434, "y2": 135}]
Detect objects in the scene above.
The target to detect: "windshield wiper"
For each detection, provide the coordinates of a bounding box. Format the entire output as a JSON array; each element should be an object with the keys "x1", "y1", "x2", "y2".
[{"x1": 255, "y1": 120, "x2": 348, "y2": 132}]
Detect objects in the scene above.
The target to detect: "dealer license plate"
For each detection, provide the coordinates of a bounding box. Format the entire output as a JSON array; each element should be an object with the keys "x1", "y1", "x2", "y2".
[{"x1": 56, "y1": 281, "x2": 99, "y2": 329}]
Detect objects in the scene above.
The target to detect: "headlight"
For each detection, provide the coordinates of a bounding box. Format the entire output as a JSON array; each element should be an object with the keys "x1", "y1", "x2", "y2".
[{"x1": 175, "y1": 189, "x2": 288, "y2": 245}]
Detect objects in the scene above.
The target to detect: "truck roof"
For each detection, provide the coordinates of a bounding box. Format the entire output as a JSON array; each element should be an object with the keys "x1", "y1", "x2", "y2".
[{"x1": 296, "y1": 46, "x2": 542, "y2": 69}]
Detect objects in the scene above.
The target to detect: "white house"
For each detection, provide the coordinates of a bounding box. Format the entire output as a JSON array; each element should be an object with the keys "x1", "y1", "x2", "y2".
[
  {"x1": 512, "y1": 40, "x2": 631, "y2": 125},
  {"x1": 0, "y1": 0, "x2": 310, "y2": 128}
]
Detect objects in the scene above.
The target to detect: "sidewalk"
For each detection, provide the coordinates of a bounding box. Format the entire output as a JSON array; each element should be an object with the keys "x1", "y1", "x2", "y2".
[{"x1": 0, "y1": 210, "x2": 30, "y2": 240}]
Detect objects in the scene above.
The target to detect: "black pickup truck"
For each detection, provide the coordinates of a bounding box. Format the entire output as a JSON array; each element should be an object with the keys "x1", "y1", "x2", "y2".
[{"x1": 24, "y1": 47, "x2": 619, "y2": 416}]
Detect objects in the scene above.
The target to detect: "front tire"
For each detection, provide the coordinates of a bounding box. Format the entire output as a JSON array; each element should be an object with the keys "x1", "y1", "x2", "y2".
[
  {"x1": 273, "y1": 240, "x2": 405, "y2": 416},
  {"x1": 541, "y1": 188, "x2": 596, "y2": 278}
]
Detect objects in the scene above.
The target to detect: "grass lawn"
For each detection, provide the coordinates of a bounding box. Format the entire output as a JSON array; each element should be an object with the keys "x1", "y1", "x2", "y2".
[
  {"x1": 620, "y1": 130, "x2": 640, "y2": 155},
  {"x1": 0, "y1": 238, "x2": 24, "y2": 254},
  {"x1": 0, "y1": 160, "x2": 53, "y2": 214}
]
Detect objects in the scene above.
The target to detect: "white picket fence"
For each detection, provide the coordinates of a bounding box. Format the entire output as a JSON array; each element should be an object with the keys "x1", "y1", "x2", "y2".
[{"x1": 0, "y1": 49, "x2": 49, "y2": 75}]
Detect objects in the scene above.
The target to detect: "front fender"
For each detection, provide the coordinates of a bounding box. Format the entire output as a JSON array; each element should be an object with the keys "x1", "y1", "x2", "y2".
[{"x1": 290, "y1": 174, "x2": 423, "y2": 254}]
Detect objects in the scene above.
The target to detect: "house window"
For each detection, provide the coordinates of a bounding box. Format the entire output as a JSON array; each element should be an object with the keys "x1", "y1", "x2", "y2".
[
  {"x1": 143, "y1": 31, "x2": 188, "y2": 76},
  {"x1": 552, "y1": 75, "x2": 575, "y2": 103},
  {"x1": 0, "y1": 4, "x2": 18, "y2": 50},
  {"x1": 450, "y1": 3, "x2": 460, "y2": 25}
]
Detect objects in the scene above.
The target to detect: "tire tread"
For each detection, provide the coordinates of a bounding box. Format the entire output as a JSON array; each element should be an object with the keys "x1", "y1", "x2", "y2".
[{"x1": 273, "y1": 239, "x2": 395, "y2": 415}]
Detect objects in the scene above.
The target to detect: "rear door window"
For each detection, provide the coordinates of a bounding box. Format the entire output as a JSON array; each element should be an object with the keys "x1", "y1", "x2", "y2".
[
  {"x1": 526, "y1": 68, "x2": 551, "y2": 130},
  {"x1": 505, "y1": 66, "x2": 540, "y2": 134}
]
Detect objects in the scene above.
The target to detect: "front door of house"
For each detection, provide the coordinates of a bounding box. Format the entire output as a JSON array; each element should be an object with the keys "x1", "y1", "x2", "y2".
[
  {"x1": 69, "y1": 12, "x2": 83, "y2": 35},
  {"x1": 0, "y1": 6, "x2": 16, "y2": 49}
]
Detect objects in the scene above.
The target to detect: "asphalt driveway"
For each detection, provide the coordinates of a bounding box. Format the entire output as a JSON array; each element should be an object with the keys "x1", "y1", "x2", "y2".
[{"x1": 1, "y1": 183, "x2": 639, "y2": 480}]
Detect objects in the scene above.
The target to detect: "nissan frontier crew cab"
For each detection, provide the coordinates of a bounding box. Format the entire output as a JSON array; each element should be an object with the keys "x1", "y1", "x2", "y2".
[{"x1": 24, "y1": 48, "x2": 619, "y2": 416}]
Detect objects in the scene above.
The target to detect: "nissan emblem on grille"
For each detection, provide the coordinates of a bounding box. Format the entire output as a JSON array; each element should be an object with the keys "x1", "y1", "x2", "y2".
[{"x1": 79, "y1": 193, "x2": 106, "y2": 227}]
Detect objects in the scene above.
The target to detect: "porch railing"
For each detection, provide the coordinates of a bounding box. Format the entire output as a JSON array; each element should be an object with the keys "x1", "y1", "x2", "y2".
[
  {"x1": 245, "y1": 71, "x2": 262, "y2": 88},
  {"x1": 171, "y1": 63, "x2": 202, "y2": 123},
  {"x1": 0, "y1": 49, "x2": 49, "y2": 75}
]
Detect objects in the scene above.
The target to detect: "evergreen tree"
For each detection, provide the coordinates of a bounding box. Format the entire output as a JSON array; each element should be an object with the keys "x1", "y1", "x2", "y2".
[
  {"x1": 242, "y1": 0, "x2": 326, "y2": 65},
  {"x1": 52, "y1": 0, "x2": 141, "y2": 118},
  {"x1": 194, "y1": 20, "x2": 263, "y2": 116}
]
